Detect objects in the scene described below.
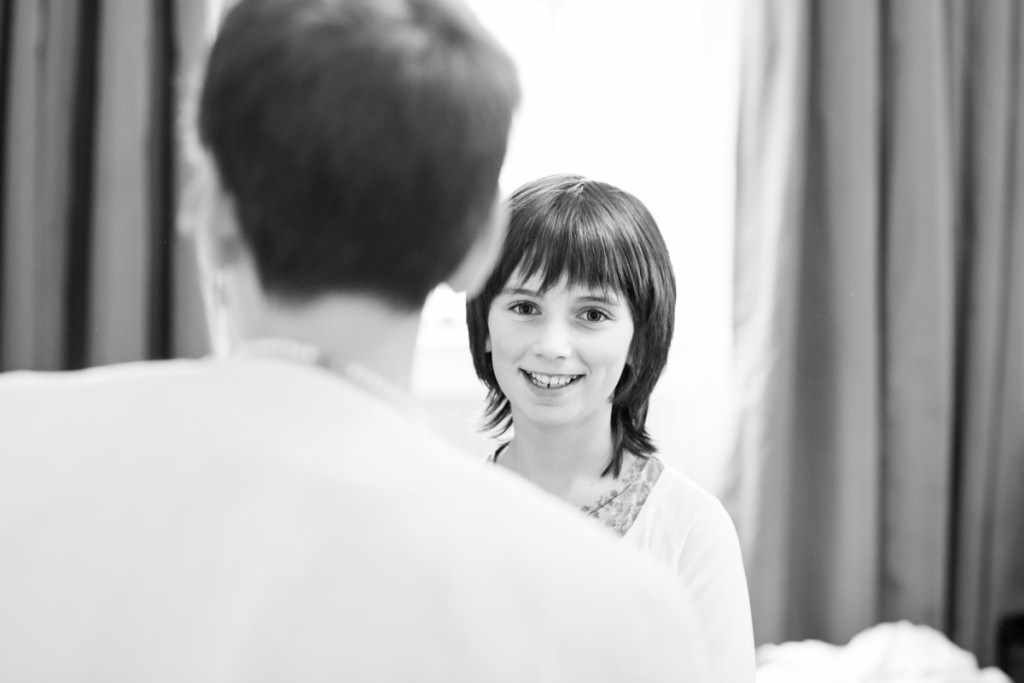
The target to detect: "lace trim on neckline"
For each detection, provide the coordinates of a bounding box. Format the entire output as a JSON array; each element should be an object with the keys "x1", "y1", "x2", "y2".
[
  {"x1": 585, "y1": 456, "x2": 665, "y2": 536},
  {"x1": 580, "y1": 454, "x2": 647, "y2": 514}
]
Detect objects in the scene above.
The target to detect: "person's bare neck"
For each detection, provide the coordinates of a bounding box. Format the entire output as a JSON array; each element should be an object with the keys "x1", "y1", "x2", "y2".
[
  {"x1": 502, "y1": 409, "x2": 617, "y2": 498},
  {"x1": 242, "y1": 292, "x2": 422, "y2": 391}
]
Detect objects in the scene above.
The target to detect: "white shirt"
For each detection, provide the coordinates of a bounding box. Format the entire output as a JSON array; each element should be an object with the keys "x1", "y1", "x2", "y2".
[
  {"x1": 0, "y1": 358, "x2": 712, "y2": 682},
  {"x1": 626, "y1": 463, "x2": 756, "y2": 682}
]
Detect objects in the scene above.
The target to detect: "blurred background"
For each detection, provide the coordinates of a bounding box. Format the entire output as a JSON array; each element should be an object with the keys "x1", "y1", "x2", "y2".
[{"x1": 0, "y1": 0, "x2": 1021, "y2": 676}]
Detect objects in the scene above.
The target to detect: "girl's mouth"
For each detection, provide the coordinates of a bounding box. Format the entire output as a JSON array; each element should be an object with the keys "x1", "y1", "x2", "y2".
[{"x1": 520, "y1": 369, "x2": 584, "y2": 390}]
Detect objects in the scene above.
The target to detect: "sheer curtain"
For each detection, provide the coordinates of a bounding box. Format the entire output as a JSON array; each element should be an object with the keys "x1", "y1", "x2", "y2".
[
  {"x1": 0, "y1": 0, "x2": 208, "y2": 371},
  {"x1": 728, "y1": 0, "x2": 1024, "y2": 663}
]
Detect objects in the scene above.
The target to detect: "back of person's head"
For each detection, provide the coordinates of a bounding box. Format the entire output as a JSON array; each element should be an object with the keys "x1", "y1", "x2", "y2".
[
  {"x1": 197, "y1": 0, "x2": 519, "y2": 310},
  {"x1": 466, "y1": 174, "x2": 677, "y2": 476}
]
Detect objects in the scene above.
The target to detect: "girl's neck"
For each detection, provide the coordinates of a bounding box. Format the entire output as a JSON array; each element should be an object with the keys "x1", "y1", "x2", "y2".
[{"x1": 502, "y1": 408, "x2": 616, "y2": 496}]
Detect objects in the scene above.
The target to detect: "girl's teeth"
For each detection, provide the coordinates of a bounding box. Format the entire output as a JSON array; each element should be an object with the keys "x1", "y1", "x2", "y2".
[{"x1": 528, "y1": 372, "x2": 577, "y2": 388}]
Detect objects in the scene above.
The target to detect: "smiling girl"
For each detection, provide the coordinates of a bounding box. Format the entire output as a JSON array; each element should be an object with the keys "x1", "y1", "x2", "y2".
[{"x1": 466, "y1": 174, "x2": 755, "y2": 681}]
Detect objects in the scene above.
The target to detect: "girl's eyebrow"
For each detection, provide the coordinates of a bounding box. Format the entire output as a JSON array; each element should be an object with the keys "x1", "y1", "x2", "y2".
[
  {"x1": 500, "y1": 286, "x2": 542, "y2": 297},
  {"x1": 577, "y1": 293, "x2": 620, "y2": 305},
  {"x1": 498, "y1": 287, "x2": 621, "y2": 304}
]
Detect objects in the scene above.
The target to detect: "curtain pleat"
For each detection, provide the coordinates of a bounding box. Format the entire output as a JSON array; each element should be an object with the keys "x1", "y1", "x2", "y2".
[
  {"x1": 148, "y1": 0, "x2": 176, "y2": 361},
  {"x1": 65, "y1": 0, "x2": 100, "y2": 369},
  {"x1": 988, "y1": 18, "x2": 1024, "y2": 658},
  {"x1": 880, "y1": 0, "x2": 957, "y2": 629},
  {"x1": 88, "y1": 1, "x2": 155, "y2": 366},
  {"x1": 952, "y1": 0, "x2": 1024, "y2": 657},
  {"x1": 728, "y1": 0, "x2": 810, "y2": 641},
  {"x1": 799, "y1": 0, "x2": 883, "y2": 640}
]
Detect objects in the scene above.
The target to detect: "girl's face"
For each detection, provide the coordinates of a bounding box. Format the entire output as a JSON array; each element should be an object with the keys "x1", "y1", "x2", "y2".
[{"x1": 486, "y1": 270, "x2": 635, "y2": 431}]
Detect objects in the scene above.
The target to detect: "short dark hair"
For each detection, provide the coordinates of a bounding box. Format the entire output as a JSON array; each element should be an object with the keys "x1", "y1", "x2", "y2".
[
  {"x1": 466, "y1": 174, "x2": 676, "y2": 477},
  {"x1": 197, "y1": 0, "x2": 519, "y2": 309}
]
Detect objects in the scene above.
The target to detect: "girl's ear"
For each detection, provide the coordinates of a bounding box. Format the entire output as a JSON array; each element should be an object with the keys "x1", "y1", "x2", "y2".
[{"x1": 485, "y1": 337, "x2": 492, "y2": 352}]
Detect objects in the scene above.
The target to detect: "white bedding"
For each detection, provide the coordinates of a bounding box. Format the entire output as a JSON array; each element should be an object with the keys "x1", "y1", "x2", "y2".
[{"x1": 756, "y1": 621, "x2": 1011, "y2": 682}]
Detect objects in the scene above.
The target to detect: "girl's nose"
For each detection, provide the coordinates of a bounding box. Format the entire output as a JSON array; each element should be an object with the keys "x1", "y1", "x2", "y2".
[{"x1": 532, "y1": 318, "x2": 572, "y2": 360}]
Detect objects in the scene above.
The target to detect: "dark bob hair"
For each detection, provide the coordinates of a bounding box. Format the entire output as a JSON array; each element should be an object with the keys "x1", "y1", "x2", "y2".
[
  {"x1": 198, "y1": 0, "x2": 519, "y2": 310},
  {"x1": 465, "y1": 174, "x2": 676, "y2": 477}
]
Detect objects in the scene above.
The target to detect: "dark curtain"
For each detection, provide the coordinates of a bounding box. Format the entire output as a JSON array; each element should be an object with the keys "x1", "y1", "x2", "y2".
[
  {"x1": 727, "y1": 0, "x2": 1024, "y2": 665},
  {"x1": 0, "y1": 0, "x2": 209, "y2": 371}
]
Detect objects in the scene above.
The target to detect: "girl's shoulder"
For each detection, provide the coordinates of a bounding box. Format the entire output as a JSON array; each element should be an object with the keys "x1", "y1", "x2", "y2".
[
  {"x1": 642, "y1": 459, "x2": 723, "y2": 515},
  {"x1": 628, "y1": 458, "x2": 739, "y2": 551}
]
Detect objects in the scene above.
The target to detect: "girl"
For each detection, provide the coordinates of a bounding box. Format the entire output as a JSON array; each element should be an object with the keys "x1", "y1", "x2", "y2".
[{"x1": 466, "y1": 174, "x2": 755, "y2": 681}]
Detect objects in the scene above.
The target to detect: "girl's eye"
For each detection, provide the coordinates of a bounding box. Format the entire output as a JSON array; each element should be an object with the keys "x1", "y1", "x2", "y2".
[
  {"x1": 509, "y1": 301, "x2": 539, "y2": 316},
  {"x1": 580, "y1": 308, "x2": 611, "y2": 323}
]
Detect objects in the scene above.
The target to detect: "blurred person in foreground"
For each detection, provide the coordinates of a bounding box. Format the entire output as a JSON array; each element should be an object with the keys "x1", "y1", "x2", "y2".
[{"x1": 0, "y1": 0, "x2": 712, "y2": 681}]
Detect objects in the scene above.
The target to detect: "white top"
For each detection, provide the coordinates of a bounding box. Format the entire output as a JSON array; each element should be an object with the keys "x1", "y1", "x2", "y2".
[
  {"x1": 626, "y1": 462, "x2": 756, "y2": 683},
  {"x1": 0, "y1": 358, "x2": 712, "y2": 682}
]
